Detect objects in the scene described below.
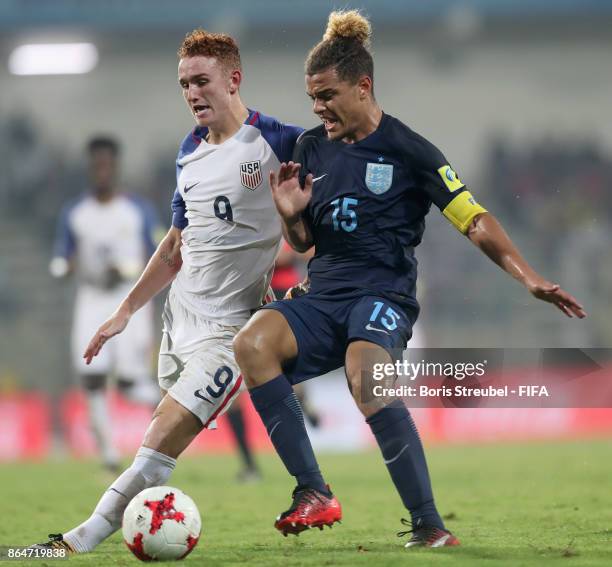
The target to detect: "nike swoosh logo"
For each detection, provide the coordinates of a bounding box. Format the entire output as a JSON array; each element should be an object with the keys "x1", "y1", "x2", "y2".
[
  {"x1": 312, "y1": 174, "x2": 327, "y2": 183},
  {"x1": 365, "y1": 324, "x2": 390, "y2": 335},
  {"x1": 184, "y1": 182, "x2": 198, "y2": 193},
  {"x1": 268, "y1": 421, "x2": 281, "y2": 440},
  {"x1": 194, "y1": 389, "x2": 214, "y2": 404},
  {"x1": 384, "y1": 443, "x2": 410, "y2": 464}
]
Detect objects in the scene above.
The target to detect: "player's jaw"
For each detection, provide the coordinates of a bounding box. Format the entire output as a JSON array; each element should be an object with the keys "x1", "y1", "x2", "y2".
[
  {"x1": 318, "y1": 108, "x2": 357, "y2": 141},
  {"x1": 320, "y1": 113, "x2": 341, "y2": 136},
  {"x1": 191, "y1": 101, "x2": 217, "y2": 127},
  {"x1": 189, "y1": 94, "x2": 231, "y2": 129},
  {"x1": 313, "y1": 101, "x2": 348, "y2": 141},
  {"x1": 188, "y1": 90, "x2": 233, "y2": 129},
  {"x1": 192, "y1": 103, "x2": 211, "y2": 122},
  {"x1": 306, "y1": 70, "x2": 362, "y2": 141}
]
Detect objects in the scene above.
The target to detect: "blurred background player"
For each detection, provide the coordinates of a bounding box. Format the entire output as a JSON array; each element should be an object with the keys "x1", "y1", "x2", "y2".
[
  {"x1": 226, "y1": 240, "x2": 317, "y2": 483},
  {"x1": 50, "y1": 136, "x2": 161, "y2": 472}
]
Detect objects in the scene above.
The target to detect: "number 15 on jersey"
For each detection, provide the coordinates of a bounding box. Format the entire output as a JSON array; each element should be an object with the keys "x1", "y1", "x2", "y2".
[{"x1": 331, "y1": 197, "x2": 358, "y2": 232}]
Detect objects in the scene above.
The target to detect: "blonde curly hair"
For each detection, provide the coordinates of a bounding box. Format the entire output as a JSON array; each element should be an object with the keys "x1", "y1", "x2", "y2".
[
  {"x1": 323, "y1": 10, "x2": 371, "y2": 46},
  {"x1": 306, "y1": 10, "x2": 374, "y2": 85}
]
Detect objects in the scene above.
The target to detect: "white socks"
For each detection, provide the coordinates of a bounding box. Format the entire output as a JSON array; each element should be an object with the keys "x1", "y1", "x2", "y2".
[{"x1": 64, "y1": 447, "x2": 176, "y2": 553}]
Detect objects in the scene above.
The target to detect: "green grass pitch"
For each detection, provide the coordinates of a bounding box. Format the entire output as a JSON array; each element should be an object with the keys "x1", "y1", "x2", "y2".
[{"x1": 2, "y1": 440, "x2": 611, "y2": 566}]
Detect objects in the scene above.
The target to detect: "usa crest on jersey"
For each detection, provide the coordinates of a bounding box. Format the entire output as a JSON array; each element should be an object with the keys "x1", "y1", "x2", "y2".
[
  {"x1": 240, "y1": 160, "x2": 262, "y2": 190},
  {"x1": 365, "y1": 163, "x2": 393, "y2": 195}
]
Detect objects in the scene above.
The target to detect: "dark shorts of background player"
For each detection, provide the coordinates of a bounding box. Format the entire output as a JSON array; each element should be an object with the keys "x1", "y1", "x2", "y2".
[{"x1": 261, "y1": 293, "x2": 417, "y2": 385}]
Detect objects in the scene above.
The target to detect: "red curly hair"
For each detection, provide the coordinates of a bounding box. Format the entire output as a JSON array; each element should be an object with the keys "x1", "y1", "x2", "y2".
[{"x1": 178, "y1": 28, "x2": 241, "y2": 71}]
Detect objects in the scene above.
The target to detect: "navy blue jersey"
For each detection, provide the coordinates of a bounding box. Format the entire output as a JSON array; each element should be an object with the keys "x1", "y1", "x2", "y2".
[{"x1": 294, "y1": 112, "x2": 486, "y2": 310}]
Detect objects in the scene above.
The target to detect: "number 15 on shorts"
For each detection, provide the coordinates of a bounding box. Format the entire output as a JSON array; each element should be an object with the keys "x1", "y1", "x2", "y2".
[{"x1": 369, "y1": 301, "x2": 401, "y2": 331}]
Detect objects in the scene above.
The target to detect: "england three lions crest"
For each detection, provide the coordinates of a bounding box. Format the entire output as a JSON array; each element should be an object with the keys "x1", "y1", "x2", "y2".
[
  {"x1": 365, "y1": 163, "x2": 393, "y2": 195},
  {"x1": 240, "y1": 160, "x2": 262, "y2": 190}
]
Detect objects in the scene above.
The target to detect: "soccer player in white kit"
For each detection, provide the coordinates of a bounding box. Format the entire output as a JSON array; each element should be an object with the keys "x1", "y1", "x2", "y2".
[
  {"x1": 51, "y1": 137, "x2": 161, "y2": 471},
  {"x1": 34, "y1": 29, "x2": 302, "y2": 553}
]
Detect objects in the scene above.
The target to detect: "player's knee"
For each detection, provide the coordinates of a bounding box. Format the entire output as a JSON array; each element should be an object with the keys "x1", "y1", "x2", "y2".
[
  {"x1": 345, "y1": 350, "x2": 367, "y2": 398},
  {"x1": 345, "y1": 365, "x2": 389, "y2": 418},
  {"x1": 143, "y1": 415, "x2": 176, "y2": 452},
  {"x1": 233, "y1": 327, "x2": 267, "y2": 370},
  {"x1": 142, "y1": 398, "x2": 201, "y2": 458},
  {"x1": 345, "y1": 367, "x2": 360, "y2": 397},
  {"x1": 345, "y1": 367, "x2": 368, "y2": 411},
  {"x1": 233, "y1": 329, "x2": 279, "y2": 389}
]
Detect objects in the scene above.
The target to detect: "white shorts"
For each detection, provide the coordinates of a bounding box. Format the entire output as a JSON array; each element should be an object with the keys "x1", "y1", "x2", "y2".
[
  {"x1": 72, "y1": 284, "x2": 154, "y2": 383},
  {"x1": 158, "y1": 289, "x2": 245, "y2": 428}
]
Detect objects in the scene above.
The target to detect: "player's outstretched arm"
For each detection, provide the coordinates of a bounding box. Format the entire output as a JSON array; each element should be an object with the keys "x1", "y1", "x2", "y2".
[
  {"x1": 269, "y1": 162, "x2": 313, "y2": 252},
  {"x1": 83, "y1": 226, "x2": 183, "y2": 363},
  {"x1": 466, "y1": 212, "x2": 586, "y2": 318}
]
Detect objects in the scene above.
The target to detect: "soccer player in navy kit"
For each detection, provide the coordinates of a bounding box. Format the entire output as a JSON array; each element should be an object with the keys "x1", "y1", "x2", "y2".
[{"x1": 233, "y1": 10, "x2": 586, "y2": 547}]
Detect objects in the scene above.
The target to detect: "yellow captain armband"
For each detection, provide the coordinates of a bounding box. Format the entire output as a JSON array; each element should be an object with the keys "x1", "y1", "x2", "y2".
[{"x1": 442, "y1": 191, "x2": 487, "y2": 234}]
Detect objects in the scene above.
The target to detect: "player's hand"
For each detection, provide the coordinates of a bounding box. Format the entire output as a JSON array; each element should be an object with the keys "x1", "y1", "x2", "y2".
[
  {"x1": 526, "y1": 278, "x2": 586, "y2": 318},
  {"x1": 284, "y1": 278, "x2": 310, "y2": 299},
  {"x1": 83, "y1": 308, "x2": 131, "y2": 364},
  {"x1": 269, "y1": 162, "x2": 313, "y2": 221}
]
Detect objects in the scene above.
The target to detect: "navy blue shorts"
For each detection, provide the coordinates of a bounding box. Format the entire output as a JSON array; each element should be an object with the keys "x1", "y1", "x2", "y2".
[{"x1": 262, "y1": 294, "x2": 417, "y2": 385}]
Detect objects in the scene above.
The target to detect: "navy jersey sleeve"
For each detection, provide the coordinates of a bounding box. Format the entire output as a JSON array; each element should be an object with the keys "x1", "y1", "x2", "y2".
[
  {"x1": 52, "y1": 200, "x2": 77, "y2": 259},
  {"x1": 280, "y1": 123, "x2": 304, "y2": 163},
  {"x1": 171, "y1": 128, "x2": 202, "y2": 229},
  {"x1": 291, "y1": 128, "x2": 323, "y2": 178},
  {"x1": 171, "y1": 189, "x2": 188, "y2": 230},
  {"x1": 291, "y1": 130, "x2": 310, "y2": 164},
  {"x1": 251, "y1": 111, "x2": 304, "y2": 163},
  {"x1": 409, "y1": 133, "x2": 487, "y2": 233},
  {"x1": 291, "y1": 130, "x2": 319, "y2": 226}
]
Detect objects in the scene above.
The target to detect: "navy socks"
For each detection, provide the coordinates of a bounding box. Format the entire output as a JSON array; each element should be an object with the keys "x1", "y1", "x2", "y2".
[
  {"x1": 249, "y1": 376, "x2": 441, "y2": 524},
  {"x1": 249, "y1": 375, "x2": 328, "y2": 494},
  {"x1": 367, "y1": 400, "x2": 444, "y2": 529}
]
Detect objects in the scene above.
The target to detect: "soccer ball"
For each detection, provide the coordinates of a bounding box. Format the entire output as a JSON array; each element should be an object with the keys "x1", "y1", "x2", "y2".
[{"x1": 122, "y1": 486, "x2": 201, "y2": 561}]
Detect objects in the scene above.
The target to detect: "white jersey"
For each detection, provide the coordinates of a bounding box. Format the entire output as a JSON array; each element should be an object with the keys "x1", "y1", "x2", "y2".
[
  {"x1": 52, "y1": 193, "x2": 159, "y2": 288},
  {"x1": 52, "y1": 191, "x2": 160, "y2": 383},
  {"x1": 169, "y1": 110, "x2": 303, "y2": 324}
]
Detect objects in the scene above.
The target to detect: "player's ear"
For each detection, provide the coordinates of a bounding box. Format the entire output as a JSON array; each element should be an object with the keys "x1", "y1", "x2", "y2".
[
  {"x1": 228, "y1": 69, "x2": 242, "y2": 94},
  {"x1": 357, "y1": 76, "x2": 372, "y2": 100}
]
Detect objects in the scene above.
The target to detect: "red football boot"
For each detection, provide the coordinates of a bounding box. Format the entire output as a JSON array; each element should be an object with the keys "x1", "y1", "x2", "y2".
[
  {"x1": 274, "y1": 485, "x2": 342, "y2": 536},
  {"x1": 398, "y1": 518, "x2": 460, "y2": 548}
]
